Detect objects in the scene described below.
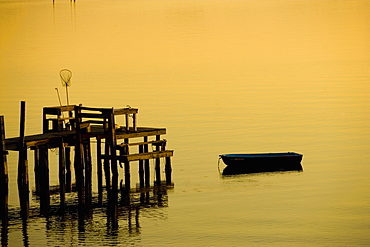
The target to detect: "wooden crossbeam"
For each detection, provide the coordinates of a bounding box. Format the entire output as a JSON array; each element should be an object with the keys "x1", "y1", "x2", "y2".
[
  {"x1": 101, "y1": 150, "x2": 173, "y2": 162},
  {"x1": 117, "y1": 139, "x2": 166, "y2": 147},
  {"x1": 43, "y1": 105, "x2": 75, "y2": 115},
  {"x1": 122, "y1": 150, "x2": 173, "y2": 162},
  {"x1": 113, "y1": 108, "x2": 138, "y2": 115}
]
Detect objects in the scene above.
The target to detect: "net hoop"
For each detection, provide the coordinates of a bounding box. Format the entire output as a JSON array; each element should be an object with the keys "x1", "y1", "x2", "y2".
[{"x1": 60, "y1": 69, "x2": 72, "y2": 87}]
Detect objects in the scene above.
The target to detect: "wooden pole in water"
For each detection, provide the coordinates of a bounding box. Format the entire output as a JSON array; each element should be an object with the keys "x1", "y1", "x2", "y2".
[
  {"x1": 107, "y1": 109, "x2": 118, "y2": 217},
  {"x1": 123, "y1": 138, "x2": 130, "y2": 204},
  {"x1": 162, "y1": 140, "x2": 172, "y2": 185},
  {"x1": 74, "y1": 105, "x2": 85, "y2": 210},
  {"x1": 65, "y1": 146, "x2": 72, "y2": 193},
  {"x1": 155, "y1": 135, "x2": 161, "y2": 185},
  {"x1": 138, "y1": 145, "x2": 144, "y2": 188},
  {"x1": 96, "y1": 138, "x2": 103, "y2": 205},
  {"x1": 17, "y1": 101, "x2": 29, "y2": 219},
  {"x1": 84, "y1": 138, "x2": 92, "y2": 206},
  {"x1": 143, "y1": 137, "x2": 150, "y2": 187},
  {"x1": 34, "y1": 146, "x2": 40, "y2": 196},
  {"x1": 104, "y1": 140, "x2": 111, "y2": 195},
  {"x1": 143, "y1": 137, "x2": 150, "y2": 204},
  {"x1": 165, "y1": 157, "x2": 172, "y2": 185},
  {"x1": 0, "y1": 116, "x2": 9, "y2": 222},
  {"x1": 108, "y1": 110, "x2": 118, "y2": 196},
  {"x1": 58, "y1": 138, "x2": 66, "y2": 212},
  {"x1": 139, "y1": 144, "x2": 145, "y2": 203},
  {"x1": 39, "y1": 145, "x2": 50, "y2": 216}
]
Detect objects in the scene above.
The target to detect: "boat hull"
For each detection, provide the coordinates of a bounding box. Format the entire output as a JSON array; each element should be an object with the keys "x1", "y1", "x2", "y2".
[{"x1": 220, "y1": 152, "x2": 303, "y2": 175}]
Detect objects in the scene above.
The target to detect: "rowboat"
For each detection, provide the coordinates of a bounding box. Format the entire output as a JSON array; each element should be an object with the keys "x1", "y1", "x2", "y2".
[{"x1": 220, "y1": 152, "x2": 303, "y2": 175}]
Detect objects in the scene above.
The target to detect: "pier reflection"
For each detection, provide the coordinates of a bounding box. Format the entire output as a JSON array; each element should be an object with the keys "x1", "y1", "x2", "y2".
[{"x1": 1, "y1": 183, "x2": 172, "y2": 246}]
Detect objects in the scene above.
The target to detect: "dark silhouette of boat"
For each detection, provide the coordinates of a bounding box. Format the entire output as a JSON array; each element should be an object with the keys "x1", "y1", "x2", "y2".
[{"x1": 220, "y1": 152, "x2": 303, "y2": 175}]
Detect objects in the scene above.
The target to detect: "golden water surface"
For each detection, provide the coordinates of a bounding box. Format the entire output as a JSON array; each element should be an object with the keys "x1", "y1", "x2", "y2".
[{"x1": 1, "y1": 0, "x2": 370, "y2": 246}]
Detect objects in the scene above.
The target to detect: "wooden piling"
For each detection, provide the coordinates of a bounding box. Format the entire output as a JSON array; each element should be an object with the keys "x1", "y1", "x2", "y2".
[
  {"x1": 65, "y1": 147, "x2": 72, "y2": 193},
  {"x1": 107, "y1": 109, "x2": 118, "y2": 218},
  {"x1": 84, "y1": 139, "x2": 92, "y2": 206},
  {"x1": 165, "y1": 157, "x2": 172, "y2": 185},
  {"x1": 139, "y1": 144, "x2": 145, "y2": 204},
  {"x1": 155, "y1": 135, "x2": 161, "y2": 185},
  {"x1": 104, "y1": 140, "x2": 111, "y2": 194},
  {"x1": 143, "y1": 137, "x2": 150, "y2": 187},
  {"x1": 17, "y1": 101, "x2": 29, "y2": 219},
  {"x1": 123, "y1": 139, "x2": 130, "y2": 204},
  {"x1": 107, "y1": 109, "x2": 118, "y2": 196},
  {"x1": 96, "y1": 138, "x2": 103, "y2": 205},
  {"x1": 138, "y1": 145, "x2": 144, "y2": 188},
  {"x1": 39, "y1": 145, "x2": 50, "y2": 215},
  {"x1": 58, "y1": 138, "x2": 65, "y2": 212},
  {"x1": 0, "y1": 116, "x2": 9, "y2": 222},
  {"x1": 143, "y1": 137, "x2": 150, "y2": 203},
  {"x1": 34, "y1": 146, "x2": 40, "y2": 196},
  {"x1": 74, "y1": 105, "x2": 85, "y2": 210}
]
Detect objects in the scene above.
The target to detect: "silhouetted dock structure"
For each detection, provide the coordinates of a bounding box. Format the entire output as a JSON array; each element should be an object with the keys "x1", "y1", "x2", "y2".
[{"x1": 0, "y1": 102, "x2": 173, "y2": 221}]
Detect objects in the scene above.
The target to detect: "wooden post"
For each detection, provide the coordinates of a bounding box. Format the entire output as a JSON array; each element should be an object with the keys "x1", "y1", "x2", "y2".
[
  {"x1": 34, "y1": 146, "x2": 40, "y2": 196},
  {"x1": 162, "y1": 140, "x2": 172, "y2": 185},
  {"x1": 74, "y1": 105, "x2": 85, "y2": 210},
  {"x1": 165, "y1": 157, "x2": 172, "y2": 185},
  {"x1": 155, "y1": 135, "x2": 161, "y2": 185},
  {"x1": 96, "y1": 138, "x2": 103, "y2": 205},
  {"x1": 132, "y1": 113, "x2": 137, "y2": 132},
  {"x1": 84, "y1": 138, "x2": 92, "y2": 207},
  {"x1": 39, "y1": 145, "x2": 49, "y2": 216},
  {"x1": 123, "y1": 138, "x2": 130, "y2": 204},
  {"x1": 42, "y1": 108, "x2": 48, "y2": 133},
  {"x1": 17, "y1": 101, "x2": 29, "y2": 219},
  {"x1": 107, "y1": 109, "x2": 118, "y2": 217},
  {"x1": 108, "y1": 110, "x2": 118, "y2": 196},
  {"x1": 0, "y1": 116, "x2": 9, "y2": 222},
  {"x1": 104, "y1": 140, "x2": 111, "y2": 194},
  {"x1": 58, "y1": 138, "x2": 65, "y2": 212},
  {"x1": 143, "y1": 137, "x2": 150, "y2": 188},
  {"x1": 138, "y1": 145, "x2": 144, "y2": 188},
  {"x1": 125, "y1": 113, "x2": 129, "y2": 132},
  {"x1": 139, "y1": 144, "x2": 145, "y2": 204},
  {"x1": 65, "y1": 147, "x2": 72, "y2": 193},
  {"x1": 143, "y1": 137, "x2": 150, "y2": 204}
]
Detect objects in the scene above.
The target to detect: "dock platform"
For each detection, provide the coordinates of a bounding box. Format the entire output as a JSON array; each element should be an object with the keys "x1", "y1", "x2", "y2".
[{"x1": 0, "y1": 102, "x2": 174, "y2": 220}]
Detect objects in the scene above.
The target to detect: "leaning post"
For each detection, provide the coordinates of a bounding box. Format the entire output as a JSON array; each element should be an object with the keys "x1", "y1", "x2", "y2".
[{"x1": 0, "y1": 116, "x2": 9, "y2": 222}]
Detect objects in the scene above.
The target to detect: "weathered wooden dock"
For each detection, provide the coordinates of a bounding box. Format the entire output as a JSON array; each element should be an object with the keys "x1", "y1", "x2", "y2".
[{"x1": 0, "y1": 102, "x2": 173, "y2": 221}]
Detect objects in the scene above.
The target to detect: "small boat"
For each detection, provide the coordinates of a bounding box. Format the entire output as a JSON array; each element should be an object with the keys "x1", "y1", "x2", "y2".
[{"x1": 220, "y1": 152, "x2": 303, "y2": 175}]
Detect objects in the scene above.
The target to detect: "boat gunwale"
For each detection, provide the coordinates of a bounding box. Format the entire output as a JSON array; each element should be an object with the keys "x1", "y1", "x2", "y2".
[{"x1": 220, "y1": 152, "x2": 302, "y2": 159}]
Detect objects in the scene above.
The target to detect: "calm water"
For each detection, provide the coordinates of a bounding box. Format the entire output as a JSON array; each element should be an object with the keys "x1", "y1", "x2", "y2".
[{"x1": 1, "y1": 0, "x2": 370, "y2": 246}]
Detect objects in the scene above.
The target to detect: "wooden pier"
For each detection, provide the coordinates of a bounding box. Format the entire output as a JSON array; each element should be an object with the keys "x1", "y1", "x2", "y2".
[{"x1": 0, "y1": 102, "x2": 173, "y2": 220}]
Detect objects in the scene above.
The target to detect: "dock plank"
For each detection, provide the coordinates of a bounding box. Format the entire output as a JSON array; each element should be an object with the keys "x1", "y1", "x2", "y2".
[{"x1": 5, "y1": 126, "x2": 167, "y2": 151}]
